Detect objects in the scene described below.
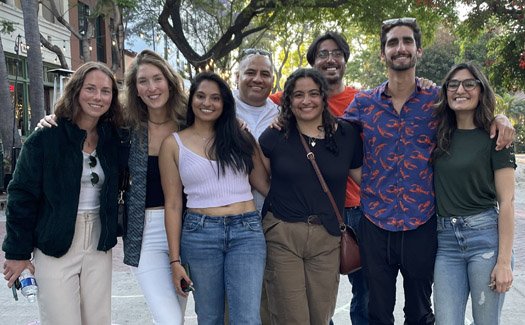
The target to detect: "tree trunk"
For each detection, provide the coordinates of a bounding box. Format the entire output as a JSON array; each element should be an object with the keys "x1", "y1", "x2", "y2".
[
  {"x1": 81, "y1": 22, "x2": 95, "y2": 62},
  {"x1": 0, "y1": 34, "x2": 22, "y2": 170},
  {"x1": 111, "y1": 2, "x2": 124, "y2": 72},
  {"x1": 21, "y1": 0, "x2": 45, "y2": 130}
]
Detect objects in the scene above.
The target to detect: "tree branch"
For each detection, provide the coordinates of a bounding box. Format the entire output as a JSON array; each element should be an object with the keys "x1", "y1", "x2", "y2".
[{"x1": 40, "y1": 33, "x2": 68, "y2": 69}]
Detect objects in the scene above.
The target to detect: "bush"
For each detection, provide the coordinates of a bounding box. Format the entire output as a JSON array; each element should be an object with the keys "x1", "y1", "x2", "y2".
[{"x1": 515, "y1": 123, "x2": 525, "y2": 154}]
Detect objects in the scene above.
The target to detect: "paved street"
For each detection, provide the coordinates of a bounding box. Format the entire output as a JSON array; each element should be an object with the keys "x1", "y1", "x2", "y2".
[{"x1": 0, "y1": 155, "x2": 524, "y2": 324}]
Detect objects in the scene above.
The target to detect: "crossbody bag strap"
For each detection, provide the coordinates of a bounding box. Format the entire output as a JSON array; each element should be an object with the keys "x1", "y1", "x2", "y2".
[{"x1": 298, "y1": 133, "x2": 346, "y2": 231}]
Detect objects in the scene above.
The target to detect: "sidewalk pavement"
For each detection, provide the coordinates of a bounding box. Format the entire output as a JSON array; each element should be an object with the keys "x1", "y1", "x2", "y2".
[{"x1": 1, "y1": 198, "x2": 524, "y2": 324}]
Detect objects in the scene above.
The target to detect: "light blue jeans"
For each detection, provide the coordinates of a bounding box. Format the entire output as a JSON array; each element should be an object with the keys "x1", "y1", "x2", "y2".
[
  {"x1": 434, "y1": 208, "x2": 509, "y2": 325},
  {"x1": 181, "y1": 211, "x2": 266, "y2": 325}
]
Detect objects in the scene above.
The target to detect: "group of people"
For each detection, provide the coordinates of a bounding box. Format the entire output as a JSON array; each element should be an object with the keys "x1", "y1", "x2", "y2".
[{"x1": 2, "y1": 17, "x2": 517, "y2": 325}]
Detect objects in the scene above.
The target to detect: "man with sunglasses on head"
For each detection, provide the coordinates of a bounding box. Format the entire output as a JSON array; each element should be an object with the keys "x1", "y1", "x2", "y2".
[
  {"x1": 270, "y1": 31, "x2": 367, "y2": 325},
  {"x1": 342, "y1": 18, "x2": 515, "y2": 325}
]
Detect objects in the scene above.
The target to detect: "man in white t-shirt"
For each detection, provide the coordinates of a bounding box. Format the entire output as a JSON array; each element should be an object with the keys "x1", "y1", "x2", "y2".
[{"x1": 234, "y1": 49, "x2": 279, "y2": 212}]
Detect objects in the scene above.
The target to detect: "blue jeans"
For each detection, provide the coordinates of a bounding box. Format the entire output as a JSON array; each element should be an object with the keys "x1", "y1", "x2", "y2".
[
  {"x1": 345, "y1": 207, "x2": 369, "y2": 325},
  {"x1": 434, "y1": 208, "x2": 509, "y2": 325},
  {"x1": 180, "y1": 211, "x2": 266, "y2": 325},
  {"x1": 329, "y1": 207, "x2": 369, "y2": 325}
]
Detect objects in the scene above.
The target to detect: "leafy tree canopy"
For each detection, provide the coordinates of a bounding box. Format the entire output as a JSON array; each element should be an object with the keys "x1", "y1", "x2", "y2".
[{"x1": 154, "y1": 0, "x2": 453, "y2": 71}]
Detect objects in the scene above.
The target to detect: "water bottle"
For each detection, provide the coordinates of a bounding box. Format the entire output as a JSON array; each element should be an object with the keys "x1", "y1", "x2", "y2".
[{"x1": 19, "y1": 269, "x2": 38, "y2": 302}]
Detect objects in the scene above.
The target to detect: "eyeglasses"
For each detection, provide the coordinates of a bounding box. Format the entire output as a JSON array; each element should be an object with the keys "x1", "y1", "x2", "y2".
[
  {"x1": 88, "y1": 155, "x2": 99, "y2": 186},
  {"x1": 316, "y1": 49, "x2": 344, "y2": 59},
  {"x1": 446, "y1": 79, "x2": 481, "y2": 92},
  {"x1": 241, "y1": 48, "x2": 271, "y2": 58},
  {"x1": 382, "y1": 17, "x2": 417, "y2": 29}
]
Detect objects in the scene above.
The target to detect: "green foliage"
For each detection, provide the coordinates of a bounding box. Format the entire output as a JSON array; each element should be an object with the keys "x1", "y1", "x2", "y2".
[
  {"x1": 117, "y1": 0, "x2": 137, "y2": 9},
  {"x1": 345, "y1": 35, "x2": 386, "y2": 89},
  {"x1": 458, "y1": 31, "x2": 492, "y2": 66},
  {"x1": 123, "y1": 0, "x2": 164, "y2": 48},
  {"x1": 1, "y1": 20, "x2": 15, "y2": 34},
  {"x1": 495, "y1": 93, "x2": 525, "y2": 153},
  {"x1": 514, "y1": 124, "x2": 525, "y2": 153},
  {"x1": 152, "y1": 0, "x2": 456, "y2": 73},
  {"x1": 270, "y1": 1, "x2": 456, "y2": 89},
  {"x1": 486, "y1": 33, "x2": 525, "y2": 91},
  {"x1": 496, "y1": 93, "x2": 525, "y2": 124},
  {"x1": 454, "y1": 1, "x2": 525, "y2": 91},
  {"x1": 418, "y1": 26, "x2": 459, "y2": 84}
]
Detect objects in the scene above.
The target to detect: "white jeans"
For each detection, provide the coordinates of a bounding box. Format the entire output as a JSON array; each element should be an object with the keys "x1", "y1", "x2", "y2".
[
  {"x1": 35, "y1": 211, "x2": 112, "y2": 325},
  {"x1": 133, "y1": 209, "x2": 187, "y2": 324}
]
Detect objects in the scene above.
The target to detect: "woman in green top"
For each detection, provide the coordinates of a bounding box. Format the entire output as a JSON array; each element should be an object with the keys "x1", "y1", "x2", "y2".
[{"x1": 432, "y1": 62, "x2": 516, "y2": 325}]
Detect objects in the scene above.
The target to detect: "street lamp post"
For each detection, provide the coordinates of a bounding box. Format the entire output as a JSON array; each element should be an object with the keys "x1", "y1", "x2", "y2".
[{"x1": 11, "y1": 34, "x2": 22, "y2": 175}]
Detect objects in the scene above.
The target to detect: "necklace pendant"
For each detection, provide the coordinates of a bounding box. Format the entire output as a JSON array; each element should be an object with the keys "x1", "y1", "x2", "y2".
[{"x1": 310, "y1": 139, "x2": 316, "y2": 147}]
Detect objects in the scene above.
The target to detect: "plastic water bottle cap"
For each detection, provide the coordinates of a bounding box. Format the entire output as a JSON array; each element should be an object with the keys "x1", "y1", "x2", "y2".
[{"x1": 27, "y1": 294, "x2": 36, "y2": 303}]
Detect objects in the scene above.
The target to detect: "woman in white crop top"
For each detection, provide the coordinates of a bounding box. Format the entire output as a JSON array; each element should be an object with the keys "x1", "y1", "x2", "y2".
[{"x1": 160, "y1": 72, "x2": 269, "y2": 325}]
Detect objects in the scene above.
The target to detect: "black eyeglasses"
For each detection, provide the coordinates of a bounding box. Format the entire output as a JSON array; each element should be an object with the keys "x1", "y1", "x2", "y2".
[
  {"x1": 316, "y1": 49, "x2": 344, "y2": 59},
  {"x1": 446, "y1": 79, "x2": 481, "y2": 92},
  {"x1": 241, "y1": 48, "x2": 271, "y2": 58},
  {"x1": 88, "y1": 155, "x2": 99, "y2": 186},
  {"x1": 382, "y1": 17, "x2": 417, "y2": 29}
]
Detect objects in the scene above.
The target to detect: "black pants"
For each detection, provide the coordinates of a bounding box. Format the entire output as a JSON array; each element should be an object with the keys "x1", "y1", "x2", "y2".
[{"x1": 359, "y1": 216, "x2": 437, "y2": 325}]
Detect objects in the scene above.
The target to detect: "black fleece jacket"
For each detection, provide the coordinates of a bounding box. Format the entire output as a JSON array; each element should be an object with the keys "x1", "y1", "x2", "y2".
[{"x1": 2, "y1": 118, "x2": 120, "y2": 260}]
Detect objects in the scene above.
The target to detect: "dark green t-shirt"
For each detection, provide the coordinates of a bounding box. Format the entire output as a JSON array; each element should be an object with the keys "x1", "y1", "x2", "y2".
[{"x1": 434, "y1": 128, "x2": 516, "y2": 217}]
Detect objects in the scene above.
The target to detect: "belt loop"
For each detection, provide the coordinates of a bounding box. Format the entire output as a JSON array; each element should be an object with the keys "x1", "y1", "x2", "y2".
[
  {"x1": 199, "y1": 214, "x2": 206, "y2": 228},
  {"x1": 307, "y1": 215, "x2": 322, "y2": 225}
]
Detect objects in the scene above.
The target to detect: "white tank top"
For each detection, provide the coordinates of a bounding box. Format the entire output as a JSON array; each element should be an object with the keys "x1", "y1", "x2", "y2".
[
  {"x1": 77, "y1": 150, "x2": 105, "y2": 212},
  {"x1": 173, "y1": 133, "x2": 253, "y2": 208}
]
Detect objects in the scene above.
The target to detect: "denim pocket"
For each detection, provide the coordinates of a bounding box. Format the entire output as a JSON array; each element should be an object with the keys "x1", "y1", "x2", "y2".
[
  {"x1": 243, "y1": 219, "x2": 263, "y2": 232},
  {"x1": 182, "y1": 218, "x2": 202, "y2": 232},
  {"x1": 463, "y1": 209, "x2": 498, "y2": 230}
]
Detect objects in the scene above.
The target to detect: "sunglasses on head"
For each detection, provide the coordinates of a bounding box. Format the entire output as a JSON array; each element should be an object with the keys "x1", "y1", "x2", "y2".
[
  {"x1": 88, "y1": 155, "x2": 99, "y2": 186},
  {"x1": 241, "y1": 48, "x2": 271, "y2": 58},
  {"x1": 382, "y1": 17, "x2": 417, "y2": 29},
  {"x1": 446, "y1": 79, "x2": 481, "y2": 92}
]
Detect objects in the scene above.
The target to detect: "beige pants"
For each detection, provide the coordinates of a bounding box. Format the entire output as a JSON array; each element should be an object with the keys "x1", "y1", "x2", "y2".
[
  {"x1": 263, "y1": 212, "x2": 340, "y2": 325},
  {"x1": 34, "y1": 211, "x2": 113, "y2": 325}
]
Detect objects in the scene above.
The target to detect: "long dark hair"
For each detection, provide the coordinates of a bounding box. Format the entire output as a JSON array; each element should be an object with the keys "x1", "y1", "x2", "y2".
[
  {"x1": 187, "y1": 72, "x2": 256, "y2": 176},
  {"x1": 54, "y1": 61, "x2": 123, "y2": 127},
  {"x1": 280, "y1": 68, "x2": 338, "y2": 154},
  {"x1": 432, "y1": 62, "x2": 496, "y2": 161}
]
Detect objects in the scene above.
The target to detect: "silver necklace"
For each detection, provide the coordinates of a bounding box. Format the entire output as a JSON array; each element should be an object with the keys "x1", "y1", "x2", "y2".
[
  {"x1": 308, "y1": 136, "x2": 317, "y2": 147},
  {"x1": 304, "y1": 131, "x2": 324, "y2": 147}
]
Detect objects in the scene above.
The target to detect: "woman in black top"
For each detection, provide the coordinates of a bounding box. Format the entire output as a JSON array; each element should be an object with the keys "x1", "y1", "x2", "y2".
[{"x1": 258, "y1": 68, "x2": 362, "y2": 324}]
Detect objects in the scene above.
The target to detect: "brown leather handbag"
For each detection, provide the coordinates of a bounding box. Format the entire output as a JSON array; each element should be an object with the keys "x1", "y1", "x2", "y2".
[{"x1": 299, "y1": 132, "x2": 361, "y2": 275}]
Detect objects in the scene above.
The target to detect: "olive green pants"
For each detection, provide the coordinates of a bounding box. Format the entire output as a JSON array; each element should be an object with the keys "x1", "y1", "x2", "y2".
[{"x1": 263, "y1": 212, "x2": 340, "y2": 325}]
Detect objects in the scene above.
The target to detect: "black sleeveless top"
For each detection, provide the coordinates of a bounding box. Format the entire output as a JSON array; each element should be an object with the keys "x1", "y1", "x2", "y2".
[{"x1": 145, "y1": 156, "x2": 164, "y2": 208}]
